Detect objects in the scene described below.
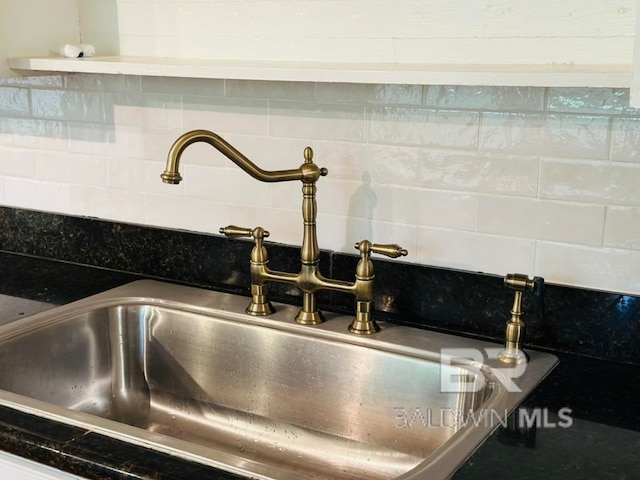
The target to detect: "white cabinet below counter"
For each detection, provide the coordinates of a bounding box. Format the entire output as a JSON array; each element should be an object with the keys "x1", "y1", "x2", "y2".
[{"x1": 0, "y1": 451, "x2": 85, "y2": 480}]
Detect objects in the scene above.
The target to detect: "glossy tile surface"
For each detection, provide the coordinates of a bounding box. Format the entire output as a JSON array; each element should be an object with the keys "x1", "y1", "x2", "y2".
[
  {"x1": 476, "y1": 196, "x2": 605, "y2": 246},
  {"x1": 611, "y1": 116, "x2": 640, "y2": 163},
  {"x1": 367, "y1": 107, "x2": 479, "y2": 148},
  {"x1": 540, "y1": 160, "x2": 640, "y2": 206},
  {"x1": 0, "y1": 87, "x2": 30, "y2": 116},
  {"x1": 604, "y1": 206, "x2": 640, "y2": 249},
  {"x1": 1, "y1": 79, "x2": 640, "y2": 294},
  {"x1": 425, "y1": 86, "x2": 544, "y2": 112},
  {"x1": 479, "y1": 112, "x2": 610, "y2": 159},
  {"x1": 419, "y1": 151, "x2": 539, "y2": 196}
]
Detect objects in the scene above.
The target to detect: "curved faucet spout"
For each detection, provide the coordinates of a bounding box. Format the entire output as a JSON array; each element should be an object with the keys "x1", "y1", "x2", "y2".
[{"x1": 161, "y1": 129, "x2": 326, "y2": 184}]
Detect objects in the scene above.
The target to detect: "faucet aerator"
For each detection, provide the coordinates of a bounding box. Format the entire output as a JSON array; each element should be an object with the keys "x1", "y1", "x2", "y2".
[{"x1": 161, "y1": 171, "x2": 182, "y2": 184}]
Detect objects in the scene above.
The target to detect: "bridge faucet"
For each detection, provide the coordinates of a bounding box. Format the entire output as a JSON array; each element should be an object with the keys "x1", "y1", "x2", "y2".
[{"x1": 162, "y1": 129, "x2": 407, "y2": 334}]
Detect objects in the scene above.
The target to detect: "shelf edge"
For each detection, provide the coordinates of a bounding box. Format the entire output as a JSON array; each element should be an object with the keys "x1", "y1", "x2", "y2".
[{"x1": 8, "y1": 56, "x2": 633, "y2": 88}]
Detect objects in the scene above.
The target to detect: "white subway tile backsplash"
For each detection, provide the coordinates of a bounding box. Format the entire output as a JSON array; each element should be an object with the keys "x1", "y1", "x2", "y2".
[
  {"x1": 477, "y1": 196, "x2": 605, "y2": 246},
  {"x1": 362, "y1": 144, "x2": 421, "y2": 186},
  {"x1": 34, "y1": 151, "x2": 107, "y2": 187},
  {"x1": 104, "y1": 94, "x2": 146, "y2": 126},
  {"x1": 0, "y1": 147, "x2": 35, "y2": 177},
  {"x1": 112, "y1": 91, "x2": 195, "y2": 128},
  {"x1": 377, "y1": 186, "x2": 476, "y2": 230},
  {"x1": 227, "y1": 204, "x2": 300, "y2": 247},
  {"x1": 4, "y1": 177, "x2": 72, "y2": 213},
  {"x1": 142, "y1": 77, "x2": 224, "y2": 97},
  {"x1": 300, "y1": 142, "x2": 420, "y2": 186},
  {"x1": 69, "y1": 185, "x2": 146, "y2": 223},
  {"x1": 138, "y1": 94, "x2": 183, "y2": 129},
  {"x1": 315, "y1": 84, "x2": 422, "y2": 106},
  {"x1": 269, "y1": 101, "x2": 365, "y2": 142},
  {"x1": 5, "y1": 76, "x2": 640, "y2": 294},
  {"x1": 611, "y1": 117, "x2": 640, "y2": 164},
  {"x1": 604, "y1": 207, "x2": 640, "y2": 250},
  {"x1": 294, "y1": 179, "x2": 476, "y2": 230},
  {"x1": 65, "y1": 74, "x2": 141, "y2": 93},
  {"x1": 307, "y1": 180, "x2": 476, "y2": 230},
  {"x1": 31, "y1": 90, "x2": 105, "y2": 123},
  {"x1": 479, "y1": 112, "x2": 610, "y2": 160},
  {"x1": 262, "y1": 137, "x2": 359, "y2": 176},
  {"x1": 143, "y1": 127, "x2": 198, "y2": 164},
  {"x1": 547, "y1": 87, "x2": 637, "y2": 115},
  {"x1": 425, "y1": 86, "x2": 544, "y2": 112},
  {"x1": 145, "y1": 193, "x2": 226, "y2": 234},
  {"x1": 182, "y1": 96, "x2": 268, "y2": 135},
  {"x1": 317, "y1": 214, "x2": 418, "y2": 262},
  {"x1": 69, "y1": 124, "x2": 145, "y2": 160},
  {"x1": 107, "y1": 156, "x2": 147, "y2": 191},
  {"x1": 67, "y1": 121, "x2": 115, "y2": 146},
  {"x1": 419, "y1": 150, "x2": 539, "y2": 196},
  {"x1": 416, "y1": 228, "x2": 536, "y2": 274},
  {"x1": 182, "y1": 165, "x2": 271, "y2": 207},
  {"x1": 367, "y1": 107, "x2": 479, "y2": 148},
  {"x1": 226, "y1": 80, "x2": 315, "y2": 102},
  {"x1": 0, "y1": 118, "x2": 68, "y2": 151},
  {"x1": 0, "y1": 76, "x2": 63, "y2": 88},
  {"x1": 0, "y1": 87, "x2": 30, "y2": 116},
  {"x1": 535, "y1": 242, "x2": 640, "y2": 294},
  {"x1": 540, "y1": 160, "x2": 640, "y2": 206}
]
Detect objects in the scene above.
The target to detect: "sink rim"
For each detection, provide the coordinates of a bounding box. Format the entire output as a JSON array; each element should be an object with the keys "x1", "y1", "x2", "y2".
[{"x1": 0, "y1": 280, "x2": 558, "y2": 480}]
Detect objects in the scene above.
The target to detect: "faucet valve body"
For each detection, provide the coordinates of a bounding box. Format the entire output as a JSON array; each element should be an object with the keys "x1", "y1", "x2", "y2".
[
  {"x1": 219, "y1": 225, "x2": 275, "y2": 316},
  {"x1": 348, "y1": 240, "x2": 408, "y2": 335}
]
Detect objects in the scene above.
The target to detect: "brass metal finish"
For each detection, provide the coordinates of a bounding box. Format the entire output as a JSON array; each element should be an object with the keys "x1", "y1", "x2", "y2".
[
  {"x1": 164, "y1": 130, "x2": 406, "y2": 333},
  {"x1": 162, "y1": 129, "x2": 326, "y2": 184},
  {"x1": 219, "y1": 225, "x2": 275, "y2": 316},
  {"x1": 349, "y1": 240, "x2": 408, "y2": 334},
  {"x1": 499, "y1": 273, "x2": 536, "y2": 365}
]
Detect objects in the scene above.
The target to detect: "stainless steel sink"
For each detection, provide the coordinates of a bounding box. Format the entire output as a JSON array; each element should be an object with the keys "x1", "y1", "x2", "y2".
[{"x1": 0, "y1": 280, "x2": 557, "y2": 479}]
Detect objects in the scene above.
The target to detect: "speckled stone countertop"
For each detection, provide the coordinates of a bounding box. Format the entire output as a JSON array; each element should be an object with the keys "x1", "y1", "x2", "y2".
[{"x1": 0, "y1": 251, "x2": 638, "y2": 479}]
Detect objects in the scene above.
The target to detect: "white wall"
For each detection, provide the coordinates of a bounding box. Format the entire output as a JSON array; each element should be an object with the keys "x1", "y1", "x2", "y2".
[
  {"x1": 116, "y1": 0, "x2": 636, "y2": 65},
  {"x1": 0, "y1": 0, "x2": 81, "y2": 76},
  {"x1": 0, "y1": 75, "x2": 639, "y2": 294}
]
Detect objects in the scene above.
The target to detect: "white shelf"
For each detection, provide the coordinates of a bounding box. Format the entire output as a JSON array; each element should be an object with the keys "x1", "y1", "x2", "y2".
[{"x1": 7, "y1": 55, "x2": 633, "y2": 88}]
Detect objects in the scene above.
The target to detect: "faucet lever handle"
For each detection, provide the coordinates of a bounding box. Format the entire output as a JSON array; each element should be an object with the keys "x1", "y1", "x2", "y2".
[
  {"x1": 354, "y1": 240, "x2": 408, "y2": 259},
  {"x1": 219, "y1": 225, "x2": 270, "y2": 240},
  {"x1": 371, "y1": 243, "x2": 408, "y2": 259}
]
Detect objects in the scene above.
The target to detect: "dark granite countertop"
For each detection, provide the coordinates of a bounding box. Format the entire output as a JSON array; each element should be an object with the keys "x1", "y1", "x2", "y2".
[{"x1": 0, "y1": 251, "x2": 638, "y2": 479}]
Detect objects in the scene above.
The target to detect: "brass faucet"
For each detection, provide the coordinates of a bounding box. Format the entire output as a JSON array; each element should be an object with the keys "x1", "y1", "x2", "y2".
[{"x1": 162, "y1": 130, "x2": 407, "y2": 334}]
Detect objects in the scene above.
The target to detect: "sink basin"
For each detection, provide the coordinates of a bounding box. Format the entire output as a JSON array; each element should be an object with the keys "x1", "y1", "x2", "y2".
[{"x1": 0, "y1": 280, "x2": 557, "y2": 479}]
